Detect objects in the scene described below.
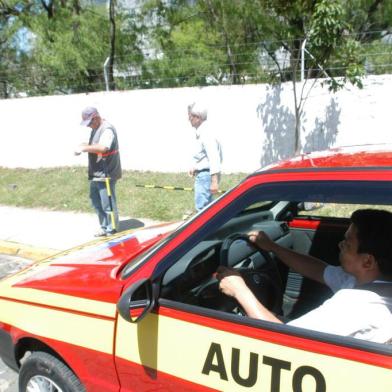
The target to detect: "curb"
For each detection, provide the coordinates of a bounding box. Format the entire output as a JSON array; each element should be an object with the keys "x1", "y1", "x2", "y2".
[{"x1": 0, "y1": 240, "x2": 58, "y2": 261}]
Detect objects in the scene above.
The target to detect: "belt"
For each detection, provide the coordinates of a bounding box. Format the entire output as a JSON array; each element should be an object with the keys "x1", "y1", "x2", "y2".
[
  {"x1": 101, "y1": 149, "x2": 119, "y2": 157},
  {"x1": 194, "y1": 168, "x2": 210, "y2": 175}
]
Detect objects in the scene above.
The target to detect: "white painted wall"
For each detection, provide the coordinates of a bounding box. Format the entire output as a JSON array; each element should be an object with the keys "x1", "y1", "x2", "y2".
[{"x1": 1, "y1": 74, "x2": 391, "y2": 173}]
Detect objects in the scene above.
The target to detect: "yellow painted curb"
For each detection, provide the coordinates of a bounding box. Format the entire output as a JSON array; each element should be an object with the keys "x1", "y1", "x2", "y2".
[{"x1": 0, "y1": 240, "x2": 58, "y2": 261}]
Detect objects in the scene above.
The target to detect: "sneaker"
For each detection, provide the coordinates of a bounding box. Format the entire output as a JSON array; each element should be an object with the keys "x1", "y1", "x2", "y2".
[
  {"x1": 106, "y1": 230, "x2": 117, "y2": 236},
  {"x1": 94, "y1": 229, "x2": 107, "y2": 237}
]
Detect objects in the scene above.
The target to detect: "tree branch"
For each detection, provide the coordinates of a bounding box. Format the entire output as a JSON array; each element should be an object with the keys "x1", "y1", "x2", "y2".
[{"x1": 40, "y1": 0, "x2": 54, "y2": 18}]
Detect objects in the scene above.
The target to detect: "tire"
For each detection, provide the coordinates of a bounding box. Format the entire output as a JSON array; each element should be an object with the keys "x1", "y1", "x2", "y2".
[{"x1": 19, "y1": 351, "x2": 85, "y2": 392}]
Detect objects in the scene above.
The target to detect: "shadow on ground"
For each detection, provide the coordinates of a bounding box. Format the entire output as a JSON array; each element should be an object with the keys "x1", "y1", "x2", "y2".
[{"x1": 118, "y1": 219, "x2": 146, "y2": 231}]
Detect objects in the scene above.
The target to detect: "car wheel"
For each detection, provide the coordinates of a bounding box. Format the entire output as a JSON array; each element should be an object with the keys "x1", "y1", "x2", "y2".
[{"x1": 19, "y1": 351, "x2": 85, "y2": 392}]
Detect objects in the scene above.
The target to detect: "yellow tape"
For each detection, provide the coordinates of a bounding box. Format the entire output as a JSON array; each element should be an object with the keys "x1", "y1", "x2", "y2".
[
  {"x1": 136, "y1": 184, "x2": 224, "y2": 193},
  {"x1": 105, "y1": 177, "x2": 112, "y2": 197}
]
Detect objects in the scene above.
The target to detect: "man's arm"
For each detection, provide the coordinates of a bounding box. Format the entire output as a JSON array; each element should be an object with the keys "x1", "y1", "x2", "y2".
[
  {"x1": 77, "y1": 143, "x2": 109, "y2": 154},
  {"x1": 217, "y1": 267, "x2": 282, "y2": 323},
  {"x1": 249, "y1": 231, "x2": 328, "y2": 284},
  {"x1": 75, "y1": 127, "x2": 114, "y2": 155}
]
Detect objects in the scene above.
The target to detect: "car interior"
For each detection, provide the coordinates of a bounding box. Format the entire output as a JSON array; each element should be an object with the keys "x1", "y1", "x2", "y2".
[{"x1": 160, "y1": 200, "x2": 351, "y2": 322}]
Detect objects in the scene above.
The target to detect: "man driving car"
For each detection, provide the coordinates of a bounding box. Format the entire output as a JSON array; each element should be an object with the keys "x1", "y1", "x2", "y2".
[{"x1": 217, "y1": 209, "x2": 392, "y2": 343}]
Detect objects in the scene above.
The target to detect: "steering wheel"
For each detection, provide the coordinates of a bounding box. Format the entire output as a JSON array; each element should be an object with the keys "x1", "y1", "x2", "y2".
[{"x1": 218, "y1": 233, "x2": 283, "y2": 314}]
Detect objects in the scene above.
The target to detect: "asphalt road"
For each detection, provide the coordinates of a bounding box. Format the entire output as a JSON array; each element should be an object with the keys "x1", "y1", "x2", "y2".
[{"x1": 0, "y1": 254, "x2": 32, "y2": 392}]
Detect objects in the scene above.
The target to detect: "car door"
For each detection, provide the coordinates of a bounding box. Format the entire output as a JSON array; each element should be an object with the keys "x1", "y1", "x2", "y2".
[
  {"x1": 114, "y1": 285, "x2": 391, "y2": 392},
  {"x1": 114, "y1": 177, "x2": 392, "y2": 392}
]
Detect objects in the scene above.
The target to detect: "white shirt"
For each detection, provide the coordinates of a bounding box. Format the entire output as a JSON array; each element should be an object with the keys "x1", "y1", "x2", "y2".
[
  {"x1": 98, "y1": 126, "x2": 114, "y2": 150},
  {"x1": 192, "y1": 121, "x2": 222, "y2": 174},
  {"x1": 287, "y1": 266, "x2": 392, "y2": 343}
]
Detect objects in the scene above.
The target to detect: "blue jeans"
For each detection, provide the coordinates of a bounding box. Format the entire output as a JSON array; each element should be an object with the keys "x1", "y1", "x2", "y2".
[
  {"x1": 89, "y1": 180, "x2": 119, "y2": 233},
  {"x1": 194, "y1": 171, "x2": 212, "y2": 211}
]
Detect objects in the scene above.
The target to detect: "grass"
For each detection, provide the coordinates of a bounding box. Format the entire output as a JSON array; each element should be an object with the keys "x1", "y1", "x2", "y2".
[{"x1": 0, "y1": 167, "x2": 247, "y2": 221}]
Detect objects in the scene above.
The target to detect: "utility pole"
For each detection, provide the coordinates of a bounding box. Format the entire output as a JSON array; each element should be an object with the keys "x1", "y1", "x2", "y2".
[
  {"x1": 103, "y1": 57, "x2": 110, "y2": 92},
  {"x1": 301, "y1": 39, "x2": 307, "y2": 82}
]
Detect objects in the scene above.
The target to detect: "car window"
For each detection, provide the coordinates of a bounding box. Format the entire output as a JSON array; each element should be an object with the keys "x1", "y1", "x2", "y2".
[
  {"x1": 241, "y1": 200, "x2": 275, "y2": 213},
  {"x1": 298, "y1": 202, "x2": 392, "y2": 218}
]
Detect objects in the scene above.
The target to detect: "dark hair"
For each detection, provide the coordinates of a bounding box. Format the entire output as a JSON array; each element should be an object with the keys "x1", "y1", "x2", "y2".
[{"x1": 351, "y1": 209, "x2": 392, "y2": 276}]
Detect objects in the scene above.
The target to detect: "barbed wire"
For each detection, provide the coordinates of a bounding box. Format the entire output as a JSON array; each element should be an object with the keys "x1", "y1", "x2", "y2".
[
  {"x1": 1, "y1": 45, "x2": 390, "y2": 81},
  {"x1": 1, "y1": 62, "x2": 391, "y2": 90},
  {"x1": 4, "y1": 60, "x2": 391, "y2": 97},
  {"x1": 2, "y1": 44, "x2": 390, "y2": 74},
  {"x1": 0, "y1": 45, "x2": 392, "y2": 82}
]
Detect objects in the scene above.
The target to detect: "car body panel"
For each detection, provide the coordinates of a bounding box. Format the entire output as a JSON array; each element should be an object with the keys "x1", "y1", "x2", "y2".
[
  {"x1": 0, "y1": 145, "x2": 391, "y2": 391},
  {"x1": 115, "y1": 305, "x2": 391, "y2": 391},
  {"x1": 1, "y1": 222, "x2": 180, "y2": 304},
  {"x1": 1, "y1": 322, "x2": 119, "y2": 392},
  {"x1": 262, "y1": 144, "x2": 392, "y2": 171}
]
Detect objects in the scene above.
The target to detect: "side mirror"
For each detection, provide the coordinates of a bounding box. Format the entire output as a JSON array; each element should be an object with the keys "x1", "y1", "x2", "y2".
[{"x1": 117, "y1": 279, "x2": 154, "y2": 323}]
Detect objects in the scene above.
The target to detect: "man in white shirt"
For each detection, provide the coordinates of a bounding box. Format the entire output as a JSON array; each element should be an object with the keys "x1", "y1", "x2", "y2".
[
  {"x1": 188, "y1": 103, "x2": 222, "y2": 211},
  {"x1": 217, "y1": 209, "x2": 392, "y2": 343}
]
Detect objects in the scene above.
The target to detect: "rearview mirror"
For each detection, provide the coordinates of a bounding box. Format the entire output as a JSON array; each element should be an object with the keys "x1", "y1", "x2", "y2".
[{"x1": 117, "y1": 279, "x2": 154, "y2": 323}]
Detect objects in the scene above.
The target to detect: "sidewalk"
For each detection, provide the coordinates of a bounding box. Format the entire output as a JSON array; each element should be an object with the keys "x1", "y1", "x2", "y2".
[{"x1": 0, "y1": 205, "x2": 160, "y2": 261}]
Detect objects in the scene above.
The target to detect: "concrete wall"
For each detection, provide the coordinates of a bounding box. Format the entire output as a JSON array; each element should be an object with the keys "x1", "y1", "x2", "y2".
[{"x1": 1, "y1": 74, "x2": 391, "y2": 173}]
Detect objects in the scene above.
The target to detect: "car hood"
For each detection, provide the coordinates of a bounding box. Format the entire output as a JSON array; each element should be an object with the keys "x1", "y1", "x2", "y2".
[{"x1": 0, "y1": 222, "x2": 181, "y2": 308}]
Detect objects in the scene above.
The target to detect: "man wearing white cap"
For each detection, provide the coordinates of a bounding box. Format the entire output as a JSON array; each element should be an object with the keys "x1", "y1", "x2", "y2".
[
  {"x1": 76, "y1": 107, "x2": 122, "y2": 236},
  {"x1": 188, "y1": 102, "x2": 223, "y2": 211}
]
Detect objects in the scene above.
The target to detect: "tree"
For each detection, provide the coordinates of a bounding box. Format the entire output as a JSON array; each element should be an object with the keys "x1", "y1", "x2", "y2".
[
  {"x1": 136, "y1": 0, "x2": 274, "y2": 87},
  {"x1": 228, "y1": 0, "x2": 367, "y2": 155},
  {"x1": 0, "y1": 0, "x2": 143, "y2": 96},
  {"x1": 0, "y1": 1, "x2": 33, "y2": 97}
]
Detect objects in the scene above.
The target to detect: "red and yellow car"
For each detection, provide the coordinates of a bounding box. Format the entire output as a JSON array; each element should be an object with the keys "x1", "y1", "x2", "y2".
[{"x1": 0, "y1": 145, "x2": 391, "y2": 391}]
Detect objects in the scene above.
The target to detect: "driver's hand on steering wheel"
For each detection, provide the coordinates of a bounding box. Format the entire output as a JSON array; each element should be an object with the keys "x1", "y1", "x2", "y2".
[
  {"x1": 216, "y1": 266, "x2": 249, "y2": 299},
  {"x1": 248, "y1": 230, "x2": 275, "y2": 252}
]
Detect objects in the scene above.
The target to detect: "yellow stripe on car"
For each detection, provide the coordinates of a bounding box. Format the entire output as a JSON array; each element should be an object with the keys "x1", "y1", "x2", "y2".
[{"x1": 0, "y1": 298, "x2": 114, "y2": 354}]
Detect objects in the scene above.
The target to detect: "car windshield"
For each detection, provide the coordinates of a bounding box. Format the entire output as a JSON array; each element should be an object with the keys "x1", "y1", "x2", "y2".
[{"x1": 121, "y1": 199, "x2": 276, "y2": 278}]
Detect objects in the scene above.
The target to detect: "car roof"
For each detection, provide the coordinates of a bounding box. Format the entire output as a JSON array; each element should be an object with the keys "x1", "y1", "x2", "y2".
[{"x1": 258, "y1": 144, "x2": 392, "y2": 173}]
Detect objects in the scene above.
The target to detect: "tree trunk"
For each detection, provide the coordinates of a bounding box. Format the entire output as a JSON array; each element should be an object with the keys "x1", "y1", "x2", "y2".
[
  {"x1": 41, "y1": 0, "x2": 54, "y2": 18},
  {"x1": 220, "y1": 0, "x2": 238, "y2": 84},
  {"x1": 108, "y1": 0, "x2": 116, "y2": 91},
  {"x1": 0, "y1": 80, "x2": 8, "y2": 98}
]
